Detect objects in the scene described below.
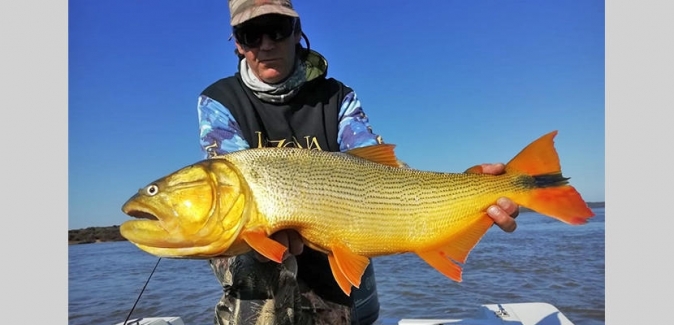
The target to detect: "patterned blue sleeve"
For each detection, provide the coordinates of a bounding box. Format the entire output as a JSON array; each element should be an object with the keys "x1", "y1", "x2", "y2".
[
  {"x1": 337, "y1": 90, "x2": 384, "y2": 152},
  {"x1": 197, "y1": 95, "x2": 250, "y2": 158}
]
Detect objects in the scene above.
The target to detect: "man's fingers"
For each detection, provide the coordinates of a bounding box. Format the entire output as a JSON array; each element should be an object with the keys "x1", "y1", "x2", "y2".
[
  {"x1": 497, "y1": 197, "x2": 519, "y2": 219},
  {"x1": 255, "y1": 230, "x2": 304, "y2": 262},
  {"x1": 487, "y1": 204, "x2": 517, "y2": 233},
  {"x1": 285, "y1": 230, "x2": 304, "y2": 256},
  {"x1": 480, "y1": 163, "x2": 506, "y2": 175}
]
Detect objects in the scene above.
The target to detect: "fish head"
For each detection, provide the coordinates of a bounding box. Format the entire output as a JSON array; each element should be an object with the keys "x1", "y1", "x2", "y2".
[{"x1": 120, "y1": 159, "x2": 251, "y2": 258}]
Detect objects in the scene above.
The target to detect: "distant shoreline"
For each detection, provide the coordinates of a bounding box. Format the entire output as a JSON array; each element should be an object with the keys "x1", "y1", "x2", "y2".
[{"x1": 68, "y1": 201, "x2": 605, "y2": 245}]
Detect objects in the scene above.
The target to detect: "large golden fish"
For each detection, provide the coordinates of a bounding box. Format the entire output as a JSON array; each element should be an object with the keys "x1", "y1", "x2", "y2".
[{"x1": 120, "y1": 131, "x2": 594, "y2": 295}]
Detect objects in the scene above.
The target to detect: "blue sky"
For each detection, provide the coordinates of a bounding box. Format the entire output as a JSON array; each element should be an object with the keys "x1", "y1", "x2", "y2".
[{"x1": 68, "y1": 0, "x2": 605, "y2": 230}]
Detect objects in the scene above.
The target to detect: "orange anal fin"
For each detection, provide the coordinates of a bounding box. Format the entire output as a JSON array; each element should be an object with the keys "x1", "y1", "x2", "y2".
[
  {"x1": 516, "y1": 185, "x2": 595, "y2": 225},
  {"x1": 345, "y1": 144, "x2": 402, "y2": 167},
  {"x1": 328, "y1": 254, "x2": 354, "y2": 296},
  {"x1": 416, "y1": 215, "x2": 494, "y2": 281},
  {"x1": 441, "y1": 215, "x2": 494, "y2": 264},
  {"x1": 417, "y1": 249, "x2": 463, "y2": 282},
  {"x1": 332, "y1": 242, "x2": 370, "y2": 289},
  {"x1": 241, "y1": 230, "x2": 287, "y2": 263}
]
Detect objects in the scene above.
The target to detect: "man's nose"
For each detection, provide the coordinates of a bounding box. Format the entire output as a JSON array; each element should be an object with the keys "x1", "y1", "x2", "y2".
[{"x1": 259, "y1": 34, "x2": 276, "y2": 50}]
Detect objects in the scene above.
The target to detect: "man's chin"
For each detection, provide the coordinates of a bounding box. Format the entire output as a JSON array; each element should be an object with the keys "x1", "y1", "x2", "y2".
[{"x1": 259, "y1": 68, "x2": 287, "y2": 84}]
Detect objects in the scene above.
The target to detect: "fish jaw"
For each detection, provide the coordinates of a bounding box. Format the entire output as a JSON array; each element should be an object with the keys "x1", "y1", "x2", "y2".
[
  {"x1": 120, "y1": 195, "x2": 171, "y2": 247},
  {"x1": 119, "y1": 159, "x2": 254, "y2": 258}
]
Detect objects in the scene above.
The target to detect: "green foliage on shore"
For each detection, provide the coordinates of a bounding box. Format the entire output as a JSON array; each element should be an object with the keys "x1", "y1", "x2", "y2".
[{"x1": 68, "y1": 225, "x2": 127, "y2": 245}]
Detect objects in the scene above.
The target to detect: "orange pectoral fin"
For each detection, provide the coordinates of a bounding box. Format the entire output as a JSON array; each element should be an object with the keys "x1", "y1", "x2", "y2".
[{"x1": 241, "y1": 230, "x2": 287, "y2": 263}]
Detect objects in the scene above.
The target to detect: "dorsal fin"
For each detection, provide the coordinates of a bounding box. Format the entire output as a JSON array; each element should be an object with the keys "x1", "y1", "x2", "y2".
[{"x1": 345, "y1": 144, "x2": 401, "y2": 167}]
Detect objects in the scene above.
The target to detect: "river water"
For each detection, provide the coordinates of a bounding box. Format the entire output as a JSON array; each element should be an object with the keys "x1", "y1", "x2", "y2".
[{"x1": 69, "y1": 208, "x2": 605, "y2": 325}]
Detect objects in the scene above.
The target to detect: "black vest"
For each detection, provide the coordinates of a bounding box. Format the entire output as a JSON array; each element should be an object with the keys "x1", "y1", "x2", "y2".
[
  {"x1": 201, "y1": 73, "x2": 381, "y2": 324},
  {"x1": 202, "y1": 73, "x2": 345, "y2": 152}
]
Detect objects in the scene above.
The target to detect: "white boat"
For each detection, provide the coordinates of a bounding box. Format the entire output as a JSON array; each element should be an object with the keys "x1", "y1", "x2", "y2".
[
  {"x1": 114, "y1": 301, "x2": 575, "y2": 325},
  {"x1": 385, "y1": 302, "x2": 575, "y2": 325}
]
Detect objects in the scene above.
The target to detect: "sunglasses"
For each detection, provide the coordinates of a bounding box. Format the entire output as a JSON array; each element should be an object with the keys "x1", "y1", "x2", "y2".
[{"x1": 233, "y1": 16, "x2": 298, "y2": 48}]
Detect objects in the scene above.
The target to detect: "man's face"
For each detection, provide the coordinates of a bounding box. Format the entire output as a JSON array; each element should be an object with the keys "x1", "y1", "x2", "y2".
[{"x1": 234, "y1": 14, "x2": 301, "y2": 84}]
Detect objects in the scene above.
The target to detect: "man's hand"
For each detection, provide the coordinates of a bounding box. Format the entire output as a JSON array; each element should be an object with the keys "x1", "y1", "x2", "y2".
[
  {"x1": 254, "y1": 229, "x2": 304, "y2": 262},
  {"x1": 468, "y1": 163, "x2": 520, "y2": 233}
]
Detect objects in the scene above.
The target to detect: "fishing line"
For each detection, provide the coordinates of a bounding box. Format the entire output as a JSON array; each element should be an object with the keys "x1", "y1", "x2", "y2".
[{"x1": 123, "y1": 257, "x2": 162, "y2": 325}]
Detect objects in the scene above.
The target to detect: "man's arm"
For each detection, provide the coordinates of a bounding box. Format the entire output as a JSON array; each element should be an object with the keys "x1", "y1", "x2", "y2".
[{"x1": 197, "y1": 95, "x2": 250, "y2": 157}]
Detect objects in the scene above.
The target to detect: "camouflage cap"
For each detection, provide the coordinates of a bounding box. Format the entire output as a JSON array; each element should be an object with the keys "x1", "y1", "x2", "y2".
[{"x1": 229, "y1": 0, "x2": 299, "y2": 26}]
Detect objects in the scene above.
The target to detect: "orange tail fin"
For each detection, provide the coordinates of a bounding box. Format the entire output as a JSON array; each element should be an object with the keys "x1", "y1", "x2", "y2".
[{"x1": 506, "y1": 131, "x2": 594, "y2": 224}]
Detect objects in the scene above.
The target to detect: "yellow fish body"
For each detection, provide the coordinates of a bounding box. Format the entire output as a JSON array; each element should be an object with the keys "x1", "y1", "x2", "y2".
[{"x1": 120, "y1": 131, "x2": 594, "y2": 295}]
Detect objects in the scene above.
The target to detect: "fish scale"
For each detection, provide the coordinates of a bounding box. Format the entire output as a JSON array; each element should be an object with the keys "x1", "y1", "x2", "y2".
[{"x1": 223, "y1": 148, "x2": 521, "y2": 256}]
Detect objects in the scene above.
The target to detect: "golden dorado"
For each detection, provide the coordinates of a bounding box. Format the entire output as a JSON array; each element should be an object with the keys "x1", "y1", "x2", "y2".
[{"x1": 120, "y1": 131, "x2": 594, "y2": 296}]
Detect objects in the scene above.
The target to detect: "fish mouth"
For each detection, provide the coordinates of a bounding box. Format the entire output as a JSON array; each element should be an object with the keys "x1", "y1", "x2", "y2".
[
  {"x1": 119, "y1": 198, "x2": 172, "y2": 247},
  {"x1": 120, "y1": 197, "x2": 233, "y2": 258},
  {"x1": 121, "y1": 197, "x2": 161, "y2": 223},
  {"x1": 123, "y1": 207, "x2": 158, "y2": 221}
]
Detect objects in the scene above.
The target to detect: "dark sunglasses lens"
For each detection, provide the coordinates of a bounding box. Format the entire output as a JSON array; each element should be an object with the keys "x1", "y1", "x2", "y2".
[
  {"x1": 235, "y1": 17, "x2": 295, "y2": 47},
  {"x1": 270, "y1": 19, "x2": 294, "y2": 40},
  {"x1": 235, "y1": 28, "x2": 262, "y2": 47}
]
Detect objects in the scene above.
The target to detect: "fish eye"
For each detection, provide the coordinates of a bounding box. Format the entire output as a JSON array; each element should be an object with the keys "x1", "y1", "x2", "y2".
[{"x1": 144, "y1": 184, "x2": 159, "y2": 196}]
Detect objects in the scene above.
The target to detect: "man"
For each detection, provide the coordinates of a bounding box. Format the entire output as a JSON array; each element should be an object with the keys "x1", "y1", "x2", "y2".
[{"x1": 196, "y1": 1, "x2": 520, "y2": 324}]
